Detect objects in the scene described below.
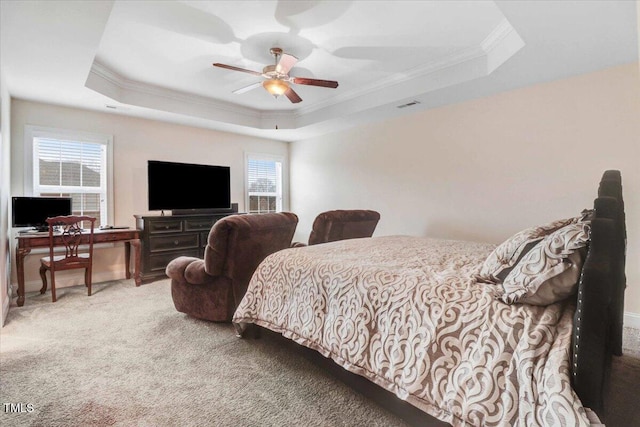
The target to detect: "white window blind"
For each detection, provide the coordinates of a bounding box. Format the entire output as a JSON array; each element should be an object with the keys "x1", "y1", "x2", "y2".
[
  {"x1": 247, "y1": 156, "x2": 283, "y2": 214},
  {"x1": 32, "y1": 137, "x2": 108, "y2": 226}
]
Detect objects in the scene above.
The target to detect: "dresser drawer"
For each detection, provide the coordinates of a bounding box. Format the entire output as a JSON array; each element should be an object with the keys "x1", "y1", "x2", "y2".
[
  {"x1": 184, "y1": 217, "x2": 216, "y2": 231},
  {"x1": 148, "y1": 249, "x2": 199, "y2": 272},
  {"x1": 148, "y1": 219, "x2": 183, "y2": 234},
  {"x1": 149, "y1": 233, "x2": 198, "y2": 252}
]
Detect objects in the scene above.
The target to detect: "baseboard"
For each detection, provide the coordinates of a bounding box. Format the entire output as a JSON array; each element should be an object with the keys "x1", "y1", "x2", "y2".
[
  {"x1": 624, "y1": 312, "x2": 640, "y2": 330},
  {"x1": 1, "y1": 291, "x2": 9, "y2": 327}
]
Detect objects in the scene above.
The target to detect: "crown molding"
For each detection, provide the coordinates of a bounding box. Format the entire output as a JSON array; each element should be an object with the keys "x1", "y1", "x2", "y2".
[
  {"x1": 481, "y1": 18, "x2": 516, "y2": 53},
  {"x1": 296, "y1": 20, "x2": 522, "y2": 117},
  {"x1": 294, "y1": 45, "x2": 487, "y2": 118},
  {"x1": 88, "y1": 61, "x2": 263, "y2": 119}
]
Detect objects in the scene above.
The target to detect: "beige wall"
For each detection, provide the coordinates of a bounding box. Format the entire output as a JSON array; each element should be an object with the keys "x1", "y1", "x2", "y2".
[
  {"x1": 1, "y1": 70, "x2": 11, "y2": 325},
  {"x1": 290, "y1": 62, "x2": 640, "y2": 316},
  {"x1": 10, "y1": 100, "x2": 289, "y2": 293}
]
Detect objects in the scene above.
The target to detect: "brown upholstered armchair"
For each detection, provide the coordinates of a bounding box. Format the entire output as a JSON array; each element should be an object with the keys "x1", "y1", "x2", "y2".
[
  {"x1": 166, "y1": 212, "x2": 298, "y2": 322},
  {"x1": 293, "y1": 209, "x2": 380, "y2": 247}
]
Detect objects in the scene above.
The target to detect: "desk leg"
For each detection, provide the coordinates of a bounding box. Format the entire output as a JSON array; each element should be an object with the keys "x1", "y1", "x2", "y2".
[
  {"x1": 125, "y1": 241, "x2": 132, "y2": 280},
  {"x1": 16, "y1": 246, "x2": 31, "y2": 307},
  {"x1": 130, "y1": 239, "x2": 142, "y2": 286}
]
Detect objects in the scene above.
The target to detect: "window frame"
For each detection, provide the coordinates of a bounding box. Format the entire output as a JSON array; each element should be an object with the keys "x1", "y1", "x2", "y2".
[
  {"x1": 23, "y1": 125, "x2": 114, "y2": 225},
  {"x1": 244, "y1": 152, "x2": 285, "y2": 214}
]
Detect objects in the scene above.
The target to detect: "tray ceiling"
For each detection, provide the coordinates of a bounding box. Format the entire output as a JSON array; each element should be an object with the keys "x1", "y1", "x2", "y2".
[{"x1": 1, "y1": 1, "x2": 638, "y2": 141}]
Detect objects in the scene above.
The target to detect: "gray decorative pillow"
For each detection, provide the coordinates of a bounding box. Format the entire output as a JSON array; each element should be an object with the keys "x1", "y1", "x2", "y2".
[
  {"x1": 478, "y1": 216, "x2": 579, "y2": 282},
  {"x1": 499, "y1": 222, "x2": 590, "y2": 305}
]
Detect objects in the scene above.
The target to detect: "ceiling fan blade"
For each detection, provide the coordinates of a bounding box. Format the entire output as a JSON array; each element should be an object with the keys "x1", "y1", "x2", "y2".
[
  {"x1": 213, "y1": 63, "x2": 263, "y2": 76},
  {"x1": 275, "y1": 53, "x2": 298, "y2": 75},
  {"x1": 292, "y1": 77, "x2": 339, "y2": 88},
  {"x1": 232, "y1": 82, "x2": 262, "y2": 94},
  {"x1": 284, "y1": 87, "x2": 302, "y2": 104}
]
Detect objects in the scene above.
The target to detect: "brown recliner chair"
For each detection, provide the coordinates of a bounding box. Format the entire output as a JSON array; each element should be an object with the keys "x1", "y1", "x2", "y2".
[
  {"x1": 166, "y1": 212, "x2": 298, "y2": 322},
  {"x1": 293, "y1": 209, "x2": 381, "y2": 247}
]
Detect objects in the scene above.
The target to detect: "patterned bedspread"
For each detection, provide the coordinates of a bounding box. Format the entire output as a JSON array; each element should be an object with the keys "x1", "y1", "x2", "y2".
[{"x1": 233, "y1": 236, "x2": 589, "y2": 426}]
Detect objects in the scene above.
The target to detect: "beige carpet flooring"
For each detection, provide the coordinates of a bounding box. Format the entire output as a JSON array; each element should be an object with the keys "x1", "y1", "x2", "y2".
[
  {"x1": 1, "y1": 279, "x2": 409, "y2": 427},
  {"x1": 1, "y1": 279, "x2": 638, "y2": 427}
]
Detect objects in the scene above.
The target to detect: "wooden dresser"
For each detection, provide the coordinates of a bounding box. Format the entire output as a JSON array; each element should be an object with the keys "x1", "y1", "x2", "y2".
[{"x1": 135, "y1": 209, "x2": 238, "y2": 283}]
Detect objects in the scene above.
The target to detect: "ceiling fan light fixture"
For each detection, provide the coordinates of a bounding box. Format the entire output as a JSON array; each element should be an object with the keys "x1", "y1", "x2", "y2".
[
  {"x1": 263, "y1": 79, "x2": 289, "y2": 97},
  {"x1": 214, "y1": 47, "x2": 338, "y2": 104}
]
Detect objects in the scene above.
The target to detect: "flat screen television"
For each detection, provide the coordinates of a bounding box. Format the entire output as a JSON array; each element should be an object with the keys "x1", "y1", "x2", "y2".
[
  {"x1": 148, "y1": 160, "x2": 231, "y2": 215},
  {"x1": 12, "y1": 196, "x2": 73, "y2": 231}
]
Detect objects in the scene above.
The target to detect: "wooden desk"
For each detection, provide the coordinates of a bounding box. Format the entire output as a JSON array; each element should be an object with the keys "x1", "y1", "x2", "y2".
[{"x1": 15, "y1": 228, "x2": 141, "y2": 306}]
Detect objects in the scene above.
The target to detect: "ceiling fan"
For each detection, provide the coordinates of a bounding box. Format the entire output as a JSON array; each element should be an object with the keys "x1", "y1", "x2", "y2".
[{"x1": 213, "y1": 47, "x2": 339, "y2": 104}]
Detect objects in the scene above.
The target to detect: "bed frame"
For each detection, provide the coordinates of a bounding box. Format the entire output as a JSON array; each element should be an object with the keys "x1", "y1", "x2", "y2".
[
  {"x1": 571, "y1": 169, "x2": 626, "y2": 421},
  {"x1": 247, "y1": 170, "x2": 627, "y2": 426}
]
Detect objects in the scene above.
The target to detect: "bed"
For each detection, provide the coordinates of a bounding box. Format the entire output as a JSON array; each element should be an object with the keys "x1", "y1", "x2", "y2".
[{"x1": 232, "y1": 170, "x2": 626, "y2": 426}]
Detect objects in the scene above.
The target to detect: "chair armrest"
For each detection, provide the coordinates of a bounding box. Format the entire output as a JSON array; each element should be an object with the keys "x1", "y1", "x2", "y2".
[
  {"x1": 166, "y1": 257, "x2": 216, "y2": 285},
  {"x1": 185, "y1": 259, "x2": 217, "y2": 285}
]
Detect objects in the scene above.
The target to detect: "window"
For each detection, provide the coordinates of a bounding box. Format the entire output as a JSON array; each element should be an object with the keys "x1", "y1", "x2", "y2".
[
  {"x1": 246, "y1": 154, "x2": 283, "y2": 214},
  {"x1": 24, "y1": 126, "x2": 113, "y2": 227}
]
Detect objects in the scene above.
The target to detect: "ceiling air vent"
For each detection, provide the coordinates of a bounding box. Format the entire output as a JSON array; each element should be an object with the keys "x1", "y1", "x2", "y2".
[{"x1": 397, "y1": 100, "x2": 421, "y2": 109}]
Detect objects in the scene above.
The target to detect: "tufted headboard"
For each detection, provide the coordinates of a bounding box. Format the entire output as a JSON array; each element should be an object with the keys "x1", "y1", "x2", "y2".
[{"x1": 571, "y1": 170, "x2": 626, "y2": 422}]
